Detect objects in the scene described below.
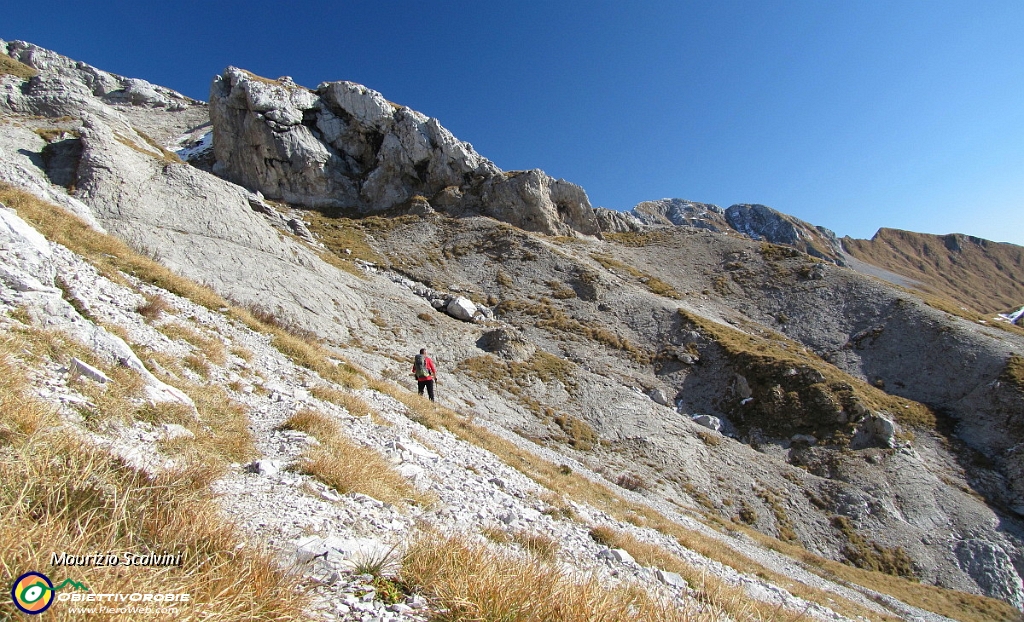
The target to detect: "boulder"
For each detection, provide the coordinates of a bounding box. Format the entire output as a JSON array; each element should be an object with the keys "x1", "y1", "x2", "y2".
[
  {"x1": 734, "y1": 374, "x2": 753, "y2": 399},
  {"x1": 692, "y1": 414, "x2": 722, "y2": 432},
  {"x1": 597, "y1": 548, "x2": 635, "y2": 564},
  {"x1": 69, "y1": 357, "x2": 110, "y2": 384},
  {"x1": 851, "y1": 413, "x2": 898, "y2": 449},
  {"x1": 649, "y1": 389, "x2": 672, "y2": 407},
  {"x1": 655, "y1": 569, "x2": 687, "y2": 589},
  {"x1": 208, "y1": 67, "x2": 601, "y2": 236},
  {"x1": 446, "y1": 296, "x2": 477, "y2": 321},
  {"x1": 248, "y1": 459, "x2": 283, "y2": 477}
]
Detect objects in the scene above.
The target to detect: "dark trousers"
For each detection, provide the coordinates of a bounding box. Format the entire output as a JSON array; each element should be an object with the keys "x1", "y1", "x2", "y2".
[{"x1": 417, "y1": 379, "x2": 435, "y2": 401}]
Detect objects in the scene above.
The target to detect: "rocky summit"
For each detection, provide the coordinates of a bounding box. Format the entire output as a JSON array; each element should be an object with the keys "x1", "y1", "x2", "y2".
[{"x1": 2, "y1": 38, "x2": 1024, "y2": 622}]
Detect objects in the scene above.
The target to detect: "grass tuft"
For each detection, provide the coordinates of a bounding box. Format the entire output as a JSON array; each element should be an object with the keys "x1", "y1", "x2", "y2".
[
  {"x1": 401, "y1": 531, "x2": 692, "y2": 622},
  {"x1": 283, "y1": 409, "x2": 432, "y2": 507}
]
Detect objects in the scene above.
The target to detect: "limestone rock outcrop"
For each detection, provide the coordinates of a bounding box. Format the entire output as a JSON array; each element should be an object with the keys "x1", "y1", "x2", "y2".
[
  {"x1": 632, "y1": 198, "x2": 730, "y2": 231},
  {"x1": 593, "y1": 207, "x2": 643, "y2": 233},
  {"x1": 724, "y1": 203, "x2": 846, "y2": 265},
  {"x1": 1, "y1": 39, "x2": 198, "y2": 119},
  {"x1": 208, "y1": 67, "x2": 600, "y2": 236}
]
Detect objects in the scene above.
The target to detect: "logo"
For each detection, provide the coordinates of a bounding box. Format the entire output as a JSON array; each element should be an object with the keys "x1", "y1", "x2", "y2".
[{"x1": 10, "y1": 571, "x2": 88, "y2": 615}]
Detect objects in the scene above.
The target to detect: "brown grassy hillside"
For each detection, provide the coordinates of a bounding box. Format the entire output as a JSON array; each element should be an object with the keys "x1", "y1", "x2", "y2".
[{"x1": 843, "y1": 228, "x2": 1024, "y2": 314}]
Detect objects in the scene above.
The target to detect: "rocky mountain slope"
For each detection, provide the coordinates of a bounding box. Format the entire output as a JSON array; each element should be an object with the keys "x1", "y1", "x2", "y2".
[
  {"x1": 843, "y1": 228, "x2": 1024, "y2": 315},
  {"x1": 3, "y1": 38, "x2": 1024, "y2": 621},
  {"x1": 628, "y1": 199, "x2": 847, "y2": 265}
]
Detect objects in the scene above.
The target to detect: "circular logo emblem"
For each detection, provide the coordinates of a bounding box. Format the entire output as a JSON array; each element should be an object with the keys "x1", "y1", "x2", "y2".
[{"x1": 11, "y1": 571, "x2": 54, "y2": 615}]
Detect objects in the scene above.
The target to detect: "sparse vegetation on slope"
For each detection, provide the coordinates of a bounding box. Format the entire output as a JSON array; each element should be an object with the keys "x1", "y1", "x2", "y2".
[
  {"x1": 282, "y1": 408, "x2": 434, "y2": 507},
  {"x1": 366, "y1": 382, "x2": 899, "y2": 621},
  {"x1": 0, "y1": 54, "x2": 37, "y2": 79},
  {"x1": 0, "y1": 335, "x2": 305, "y2": 620},
  {"x1": 496, "y1": 298, "x2": 653, "y2": 362},
  {"x1": 677, "y1": 309, "x2": 936, "y2": 438},
  {"x1": 401, "y1": 531, "x2": 693, "y2": 622},
  {"x1": 844, "y1": 228, "x2": 1024, "y2": 314},
  {"x1": 592, "y1": 252, "x2": 683, "y2": 299},
  {"x1": 1005, "y1": 354, "x2": 1024, "y2": 389}
]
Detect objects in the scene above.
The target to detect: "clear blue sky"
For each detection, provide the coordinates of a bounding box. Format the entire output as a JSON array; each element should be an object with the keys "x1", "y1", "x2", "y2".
[{"x1": 6, "y1": 1, "x2": 1024, "y2": 244}]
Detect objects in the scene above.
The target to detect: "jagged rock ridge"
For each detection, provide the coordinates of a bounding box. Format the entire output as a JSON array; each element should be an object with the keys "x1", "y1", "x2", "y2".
[
  {"x1": 630, "y1": 199, "x2": 847, "y2": 265},
  {"x1": 209, "y1": 67, "x2": 600, "y2": 237}
]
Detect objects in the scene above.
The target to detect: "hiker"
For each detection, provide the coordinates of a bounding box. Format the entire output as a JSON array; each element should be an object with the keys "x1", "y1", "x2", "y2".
[{"x1": 412, "y1": 348, "x2": 437, "y2": 401}]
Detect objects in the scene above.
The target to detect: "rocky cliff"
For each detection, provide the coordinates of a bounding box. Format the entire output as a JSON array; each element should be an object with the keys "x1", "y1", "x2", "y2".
[
  {"x1": 208, "y1": 67, "x2": 600, "y2": 237},
  {"x1": 3, "y1": 38, "x2": 1024, "y2": 620}
]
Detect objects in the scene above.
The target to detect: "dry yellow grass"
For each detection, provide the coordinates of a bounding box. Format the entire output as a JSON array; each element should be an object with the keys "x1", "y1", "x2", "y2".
[
  {"x1": 11, "y1": 323, "x2": 147, "y2": 425},
  {"x1": 143, "y1": 384, "x2": 256, "y2": 465},
  {"x1": 280, "y1": 407, "x2": 345, "y2": 440},
  {"x1": 0, "y1": 340, "x2": 305, "y2": 621},
  {"x1": 282, "y1": 409, "x2": 432, "y2": 507},
  {"x1": 309, "y1": 385, "x2": 376, "y2": 419},
  {"x1": 589, "y1": 525, "x2": 812, "y2": 622},
  {"x1": 0, "y1": 55, "x2": 37, "y2": 80},
  {"x1": 157, "y1": 322, "x2": 227, "y2": 366},
  {"x1": 137, "y1": 292, "x2": 171, "y2": 320},
  {"x1": 509, "y1": 529, "x2": 560, "y2": 562},
  {"x1": 11, "y1": 316, "x2": 257, "y2": 469},
  {"x1": 401, "y1": 531, "x2": 697, "y2": 622}
]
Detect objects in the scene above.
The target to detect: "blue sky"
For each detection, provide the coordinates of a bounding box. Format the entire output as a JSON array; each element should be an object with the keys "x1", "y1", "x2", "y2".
[{"x1": 5, "y1": 1, "x2": 1024, "y2": 244}]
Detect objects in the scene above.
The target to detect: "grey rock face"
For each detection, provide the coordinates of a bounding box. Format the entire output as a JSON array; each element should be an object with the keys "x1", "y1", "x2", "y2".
[
  {"x1": 954, "y1": 539, "x2": 1024, "y2": 609},
  {"x1": 593, "y1": 207, "x2": 643, "y2": 233},
  {"x1": 724, "y1": 203, "x2": 846, "y2": 265},
  {"x1": 209, "y1": 68, "x2": 600, "y2": 236},
  {"x1": 1, "y1": 39, "x2": 198, "y2": 118},
  {"x1": 446, "y1": 297, "x2": 477, "y2": 322},
  {"x1": 71, "y1": 112, "x2": 368, "y2": 341},
  {"x1": 632, "y1": 198, "x2": 728, "y2": 231}
]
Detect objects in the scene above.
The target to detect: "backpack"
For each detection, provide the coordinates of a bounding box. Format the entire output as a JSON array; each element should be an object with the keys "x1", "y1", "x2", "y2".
[{"x1": 414, "y1": 354, "x2": 430, "y2": 379}]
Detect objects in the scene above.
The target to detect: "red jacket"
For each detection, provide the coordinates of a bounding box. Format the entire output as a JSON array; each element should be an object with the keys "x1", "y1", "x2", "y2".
[{"x1": 413, "y1": 355, "x2": 436, "y2": 381}]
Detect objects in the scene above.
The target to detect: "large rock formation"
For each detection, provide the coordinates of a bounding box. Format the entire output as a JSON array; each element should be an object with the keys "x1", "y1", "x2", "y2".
[
  {"x1": 208, "y1": 67, "x2": 600, "y2": 237},
  {"x1": 1, "y1": 40, "x2": 199, "y2": 119},
  {"x1": 593, "y1": 206, "x2": 643, "y2": 233},
  {"x1": 631, "y1": 198, "x2": 730, "y2": 231},
  {"x1": 724, "y1": 203, "x2": 846, "y2": 264}
]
